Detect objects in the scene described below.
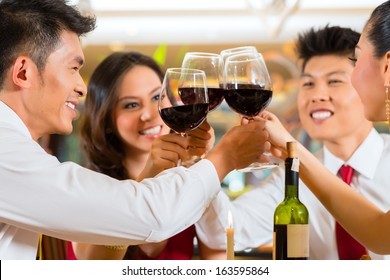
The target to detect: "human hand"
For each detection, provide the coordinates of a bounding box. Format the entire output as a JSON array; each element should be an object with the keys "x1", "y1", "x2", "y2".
[
  {"x1": 206, "y1": 119, "x2": 269, "y2": 180},
  {"x1": 259, "y1": 110, "x2": 295, "y2": 159},
  {"x1": 186, "y1": 120, "x2": 215, "y2": 160},
  {"x1": 137, "y1": 134, "x2": 189, "y2": 181}
]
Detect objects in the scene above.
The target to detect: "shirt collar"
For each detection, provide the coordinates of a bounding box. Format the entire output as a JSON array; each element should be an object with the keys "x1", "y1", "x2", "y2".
[
  {"x1": 322, "y1": 128, "x2": 383, "y2": 179},
  {"x1": 0, "y1": 100, "x2": 33, "y2": 140}
]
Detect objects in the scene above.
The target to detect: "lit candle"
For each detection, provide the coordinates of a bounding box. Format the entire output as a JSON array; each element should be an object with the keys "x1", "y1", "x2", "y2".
[{"x1": 226, "y1": 210, "x2": 235, "y2": 260}]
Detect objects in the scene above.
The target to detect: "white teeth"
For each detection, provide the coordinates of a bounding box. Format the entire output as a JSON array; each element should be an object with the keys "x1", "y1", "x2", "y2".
[
  {"x1": 140, "y1": 126, "x2": 161, "y2": 136},
  {"x1": 312, "y1": 111, "x2": 332, "y2": 119},
  {"x1": 65, "y1": 102, "x2": 75, "y2": 110}
]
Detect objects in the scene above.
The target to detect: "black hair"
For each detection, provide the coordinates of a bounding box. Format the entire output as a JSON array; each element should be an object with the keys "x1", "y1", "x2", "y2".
[
  {"x1": 0, "y1": 0, "x2": 96, "y2": 87},
  {"x1": 80, "y1": 52, "x2": 164, "y2": 180},
  {"x1": 295, "y1": 25, "x2": 360, "y2": 71},
  {"x1": 365, "y1": 0, "x2": 390, "y2": 57}
]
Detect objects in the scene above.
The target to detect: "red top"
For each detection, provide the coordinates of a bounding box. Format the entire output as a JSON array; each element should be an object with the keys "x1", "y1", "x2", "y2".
[
  {"x1": 130, "y1": 225, "x2": 196, "y2": 260},
  {"x1": 67, "y1": 241, "x2": 77, "y2": 260},
  {"x1": 67, "y1": 225, "x2": 196, "y2": 260}
]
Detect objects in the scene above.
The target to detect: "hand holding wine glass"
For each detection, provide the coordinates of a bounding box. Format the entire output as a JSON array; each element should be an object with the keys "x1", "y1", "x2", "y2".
[
  {"x1": 222, "y1": 51, "x2": 278, "y2": 172},
  {"x1": 158, "y1": 68, "x2": 209, "y2": 167}
]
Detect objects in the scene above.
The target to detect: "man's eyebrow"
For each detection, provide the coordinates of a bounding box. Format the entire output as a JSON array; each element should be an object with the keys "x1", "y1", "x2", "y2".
[
  {"x1": 300, "y1": 71, "x2": 347, "y2": 79},
  {"x1": 327, "y1": 70, "x2": 348, "y2": 76},
  {"x1": 300, "y1": 73, "x2": 312, "y2": 78}
]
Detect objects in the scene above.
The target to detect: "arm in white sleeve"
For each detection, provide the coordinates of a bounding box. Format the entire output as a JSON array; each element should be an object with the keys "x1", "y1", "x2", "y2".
[
  {"x1": 0, "y1": 132, "x2": 220, "y2": 245},
  {"x1": 196, "y1": 167, "x2": 285, "y2": 251}
]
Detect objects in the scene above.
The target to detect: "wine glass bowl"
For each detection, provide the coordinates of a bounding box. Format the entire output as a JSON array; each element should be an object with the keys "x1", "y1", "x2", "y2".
[
  {"x1": 219, "y1": 46, "x2": 258, "y2": 82},
  {"x1": 223, "y1": 52, "x2": 273, "y2": 119},
  {"x1": 158, "y1": 68, "x2": 209, "y2": 166},
  {"x1": 181, "y1": 52, "x2": 224, "y2": 111},
  {"x1": 222, "y1": 51, "x2": 277, "y2": 172},
  {"x1": 219, "y1": 46, "x2": 258, "y2": 63}
]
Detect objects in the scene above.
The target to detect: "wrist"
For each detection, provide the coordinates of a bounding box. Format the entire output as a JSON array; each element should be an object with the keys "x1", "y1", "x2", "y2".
[{"x1": 206, "y1": 148, "x2": 233, "y2": 181}]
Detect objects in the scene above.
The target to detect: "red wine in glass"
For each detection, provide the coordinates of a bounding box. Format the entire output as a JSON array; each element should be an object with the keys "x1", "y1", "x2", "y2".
[
  {"x1": 160, "y1": 103, "x2": 209, "y2": 134},
  {"x1": 181, "y1": 52, "x2": 224, "y2": 111},
  {"x1": 207, "y1": 87, "x2": 225, "y2": 111},
  {"x1": 179, "y1": 86, "x2": 224, "y2": 112},
  {"x1": 158, "y1": 68, "x2": 209, "y2": 167},
  {"x1": 223, "y1": 51, "x2": 277, "y2": 172},
  {"x1": 224, "y1": 84, "x2": 273, "y2": 117}
]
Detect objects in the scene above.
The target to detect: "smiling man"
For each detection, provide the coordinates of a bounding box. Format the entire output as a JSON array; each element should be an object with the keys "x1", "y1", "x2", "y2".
[
  {"x1": 0, "y1": 0, "x2": 270, "y2": 259},
  {"x1": 196, "y1": 25, "x2": 390, "y2": 259}
]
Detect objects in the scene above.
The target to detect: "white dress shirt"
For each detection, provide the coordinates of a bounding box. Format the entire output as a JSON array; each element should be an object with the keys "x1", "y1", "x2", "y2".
[
  {"x1": 196, "y1": 128, "x2": 390, "y2": 259},
  {"x1": 0, "y1": 101, "x2": 220, "y2": 259}
]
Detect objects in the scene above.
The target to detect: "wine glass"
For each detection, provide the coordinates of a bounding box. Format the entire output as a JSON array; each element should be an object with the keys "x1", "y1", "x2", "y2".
[
  {"x1": 220, "y1": 46, "x2": 258, "y2": 64},
  {"x1": 223, "y1": 51, "x2": 278, "y2": 172},
  {"x1": 181, "y1": 52, "x2": 224, "y2": 111},
  {"x1": 158, "y1": 68, "x2": 209, "y2": 167},
  {"x1": 219, "y1": 46, "x2": 258, "y2": 82}
]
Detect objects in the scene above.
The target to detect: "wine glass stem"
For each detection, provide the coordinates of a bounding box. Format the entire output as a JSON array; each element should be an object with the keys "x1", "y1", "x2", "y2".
[{"x1": 177, "y1": 133, "x2": 187, "y2": 166}]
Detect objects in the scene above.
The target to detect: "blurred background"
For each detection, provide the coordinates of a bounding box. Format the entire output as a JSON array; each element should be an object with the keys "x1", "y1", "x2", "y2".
[
  {"x1": 41, "y1": 0, "x2": 387, "y2": 259},
  {"x1": 51, "y1": 0, "x2": 387, "y2": 196},
  {"x1": 72, "y1": 0, "x2": 384, "y2": 134},
  {"x1": 58, "y1": 0, "x2": 385, "y2": 181},
  {"x1": 75, "y1": 0, "x2": 380, "y2": 74}
]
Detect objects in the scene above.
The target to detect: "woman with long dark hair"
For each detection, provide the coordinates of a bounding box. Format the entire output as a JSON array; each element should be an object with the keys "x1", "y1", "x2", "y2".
[{"x1": 72, "y1": 52, "x2": 220, "y2": 259}]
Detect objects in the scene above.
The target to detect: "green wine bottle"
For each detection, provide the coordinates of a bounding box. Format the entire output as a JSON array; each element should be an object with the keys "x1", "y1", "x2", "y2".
[{"x1": 273, "y1": 141, "x2": 309, "y2": 260}]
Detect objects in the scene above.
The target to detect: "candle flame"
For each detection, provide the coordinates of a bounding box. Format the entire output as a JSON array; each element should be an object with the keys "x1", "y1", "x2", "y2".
[{"x1": 228, "y1": 210, "x2": 233, "y2": 228}]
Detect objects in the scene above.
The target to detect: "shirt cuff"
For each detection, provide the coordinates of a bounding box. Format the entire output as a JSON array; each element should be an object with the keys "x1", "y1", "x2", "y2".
[{"x1": 189, "y1": 159, "x2": 221, "y2": 207}]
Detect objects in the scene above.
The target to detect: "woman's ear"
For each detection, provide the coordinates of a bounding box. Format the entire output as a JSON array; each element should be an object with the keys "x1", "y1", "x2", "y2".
[{"x1": 384, "y1": 51, "x2": 390, "y2": 86}]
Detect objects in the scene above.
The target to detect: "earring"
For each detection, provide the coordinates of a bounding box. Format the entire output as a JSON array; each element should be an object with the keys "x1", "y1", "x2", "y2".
[{"x1": 386, "y1": 85, "x2": 390, "y2": 131}]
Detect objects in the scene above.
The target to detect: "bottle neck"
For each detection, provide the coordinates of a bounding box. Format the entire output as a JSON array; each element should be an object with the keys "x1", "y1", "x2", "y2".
[{"x1": 284, "y1": 157, "x2": 299, "y2": 198}]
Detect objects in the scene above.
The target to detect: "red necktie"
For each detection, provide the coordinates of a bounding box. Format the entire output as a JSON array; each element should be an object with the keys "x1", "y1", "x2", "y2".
[{"x1": 335, "y1": 165, "x2": 368, "y2": 260}]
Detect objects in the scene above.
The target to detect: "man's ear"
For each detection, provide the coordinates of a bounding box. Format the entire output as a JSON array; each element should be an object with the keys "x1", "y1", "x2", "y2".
[{"x1": 12, "y1": 56, "x2": 35, "y2": 88}]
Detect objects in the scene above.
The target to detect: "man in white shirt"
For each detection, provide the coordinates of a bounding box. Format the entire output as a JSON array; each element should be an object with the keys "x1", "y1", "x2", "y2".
[
  {"x1": 0, "y1": 0, "x2": 269, "y2": 259},
  {"x1": 196, "y1": 25, "x2": 390, "y2": 259}
]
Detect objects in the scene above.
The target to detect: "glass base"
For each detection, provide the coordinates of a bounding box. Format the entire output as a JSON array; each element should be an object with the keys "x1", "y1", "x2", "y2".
[
  {"x1": 180, "y1": 155, "x2": 203, "y2": 168},
  {"x1": 237, "y1": 162, "x2": 279, "y2": 172}
]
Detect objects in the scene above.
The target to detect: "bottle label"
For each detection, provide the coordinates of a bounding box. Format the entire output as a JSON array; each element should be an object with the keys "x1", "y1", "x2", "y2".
[
  {"x1": 287, "y1": 224, "x2": 309, "y2": 258},
  {"x1": 291, "y1": 158, "x2": 299, "y2": 172}
]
